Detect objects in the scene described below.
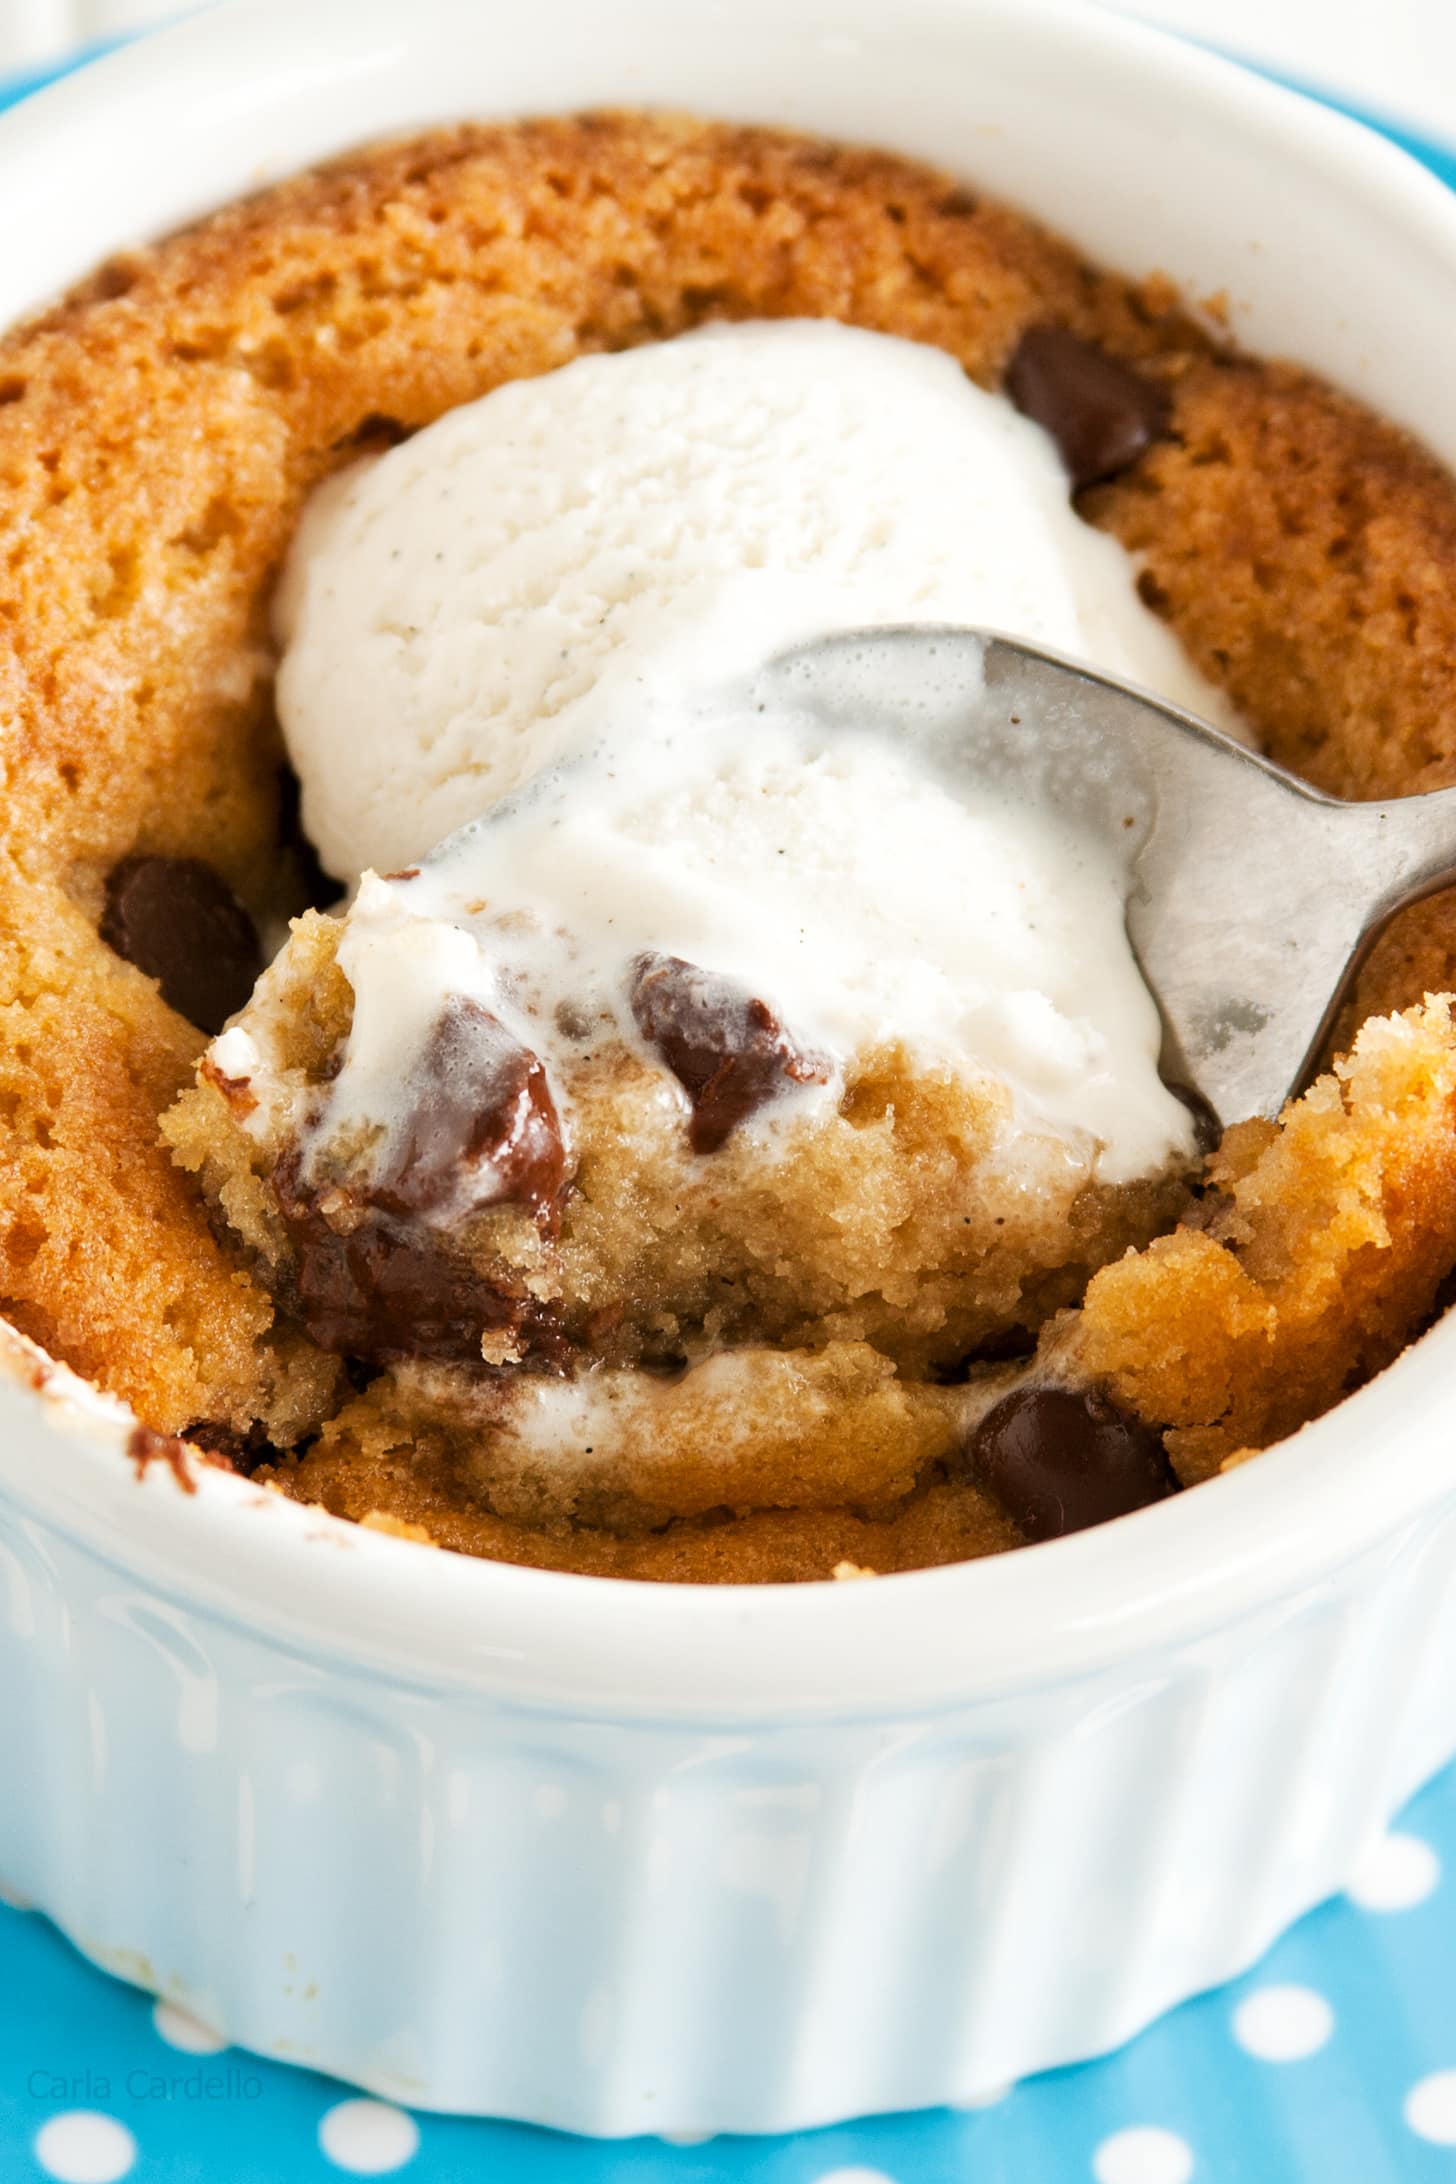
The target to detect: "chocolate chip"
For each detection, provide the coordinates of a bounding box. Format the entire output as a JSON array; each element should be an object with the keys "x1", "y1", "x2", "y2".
[
  {"x1": 262, "y1": 1001, "x2": 570, "y2": 1368},
  {"x1": 629, "y1": 952, "x2": 830, "y2": 1153},
  {"x1": 182, "y1": 1418, "x2": 283, "y2": 1476},
  {"x1": 331, "y1": 412, "x2": 414, "y2": 453},
  {"x1": 200, "y1": 1054, "x2": 259, "y2": 1119},
  {"x1": 273, "y1": 1168, "x2": 572, "y2": 1369},
  {"x1": 101, "y1": 855, "x2": 261, "y2": 1034},
  {"x1": 1006, "y1": 327, "x2": 1170, "y2": 490},
  {"x1": 126, "y1": 1423, "x2": 197, "y2": 1494},
  {"x1": 371, "y1": 997, "x2": 567, "y2": 1224},
  {"x1": 968, "y1": 1384, "x2": 1179, "y2": 1542}
]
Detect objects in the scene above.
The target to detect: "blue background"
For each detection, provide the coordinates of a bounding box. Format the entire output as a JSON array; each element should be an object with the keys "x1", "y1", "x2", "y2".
[{"x1": 2, "y1": 37, "x2": 1456, "y2": 2183}]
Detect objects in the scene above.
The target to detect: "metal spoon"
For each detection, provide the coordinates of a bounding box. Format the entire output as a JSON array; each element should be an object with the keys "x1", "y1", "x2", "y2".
[{"x1": 758, "y1": 625, "x2": 1456, "y2": 1130}]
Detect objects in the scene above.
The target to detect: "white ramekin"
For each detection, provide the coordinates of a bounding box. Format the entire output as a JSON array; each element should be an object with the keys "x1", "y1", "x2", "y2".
[{"x1": 4, "y1": 0, "x2": 1456, "y2": 2135}]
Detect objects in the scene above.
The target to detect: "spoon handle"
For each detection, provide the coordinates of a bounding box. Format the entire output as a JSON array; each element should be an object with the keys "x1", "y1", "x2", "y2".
[{"x1": 1358, "y1": 781, "x2": 1456, "y2": 918}]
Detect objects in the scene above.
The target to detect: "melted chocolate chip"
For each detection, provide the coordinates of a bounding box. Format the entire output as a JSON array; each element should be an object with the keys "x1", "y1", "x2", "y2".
[
  {"x1": 200, "y1": 1054, "x2": 259, "y2": 1119},
  {"x1": 629, "y1": 952, "x2": 830, "y2": 1153},
  {"x1": 371, "y1": 996, "x2": 567, "y2": 1224},
  {"x1": 126, "y1": 1423, "x2": 197, "y2": 1494},
  {"x1": 182, "y1": 1419, "x2": 283, "y2": 1476},
  {"x1": 968, "y1": 1384, "x2": 1179, "y2": 1542},
  {"x1": 331, "y1": 412, "x2": 415, "y2": 453},
  {"x1": 101, "y1": 855, "x2": 261, "y2": 1034},
  {"x1": 274, "y1": 1159, "x2": 572, "y2": 1369},
  {"x1": 1006, "y1": 327, "x2": 1170, "y2": 490},
  {"x1": 263, "y1": 1001, "x2": 570, "y2": 1368}
]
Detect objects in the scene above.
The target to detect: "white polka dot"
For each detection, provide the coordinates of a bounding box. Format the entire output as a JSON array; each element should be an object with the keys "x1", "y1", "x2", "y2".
[
  {"x1": 33, "y1": 2112, "x2": 137, "y2": 2184},
  {"x1": 1091, "y1": 2125, "x2": 1195, "y2": 2184},
  {"x1": 811, "y1": 2171, "x2": 897, "y2": 2184},
  {"x1": 0, "y1": 1876, "x2": 32, "y2": 1910},
  {"x1": 1231, "y1": 1984, "x2": 1334, "y2": 2062},
  {"x1": 1348, "y1": 1831, "x2": 1441, "y2": 1912},
  {"x1": 318, "y1": 2100, "x2": 420, "y2": 2174},
  {"x1": 151, "y1": 2000, "x2": 226, "y2": 2055},
  {"x1": 954, "y1": 2082, "x2": 1012, "y2": 2109},
  {"x1": 660, "y1": 2132, "x2": 715, "y2": 2146},
  {"x1": 1406, "y1": 2069, "x2": 1456, "y2": 2144}
]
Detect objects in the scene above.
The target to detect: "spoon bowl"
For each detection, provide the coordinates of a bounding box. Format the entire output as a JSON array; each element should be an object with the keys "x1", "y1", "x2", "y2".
[{"x1": 762, "y1": 625, "x2": 1456, "y2": 1128}]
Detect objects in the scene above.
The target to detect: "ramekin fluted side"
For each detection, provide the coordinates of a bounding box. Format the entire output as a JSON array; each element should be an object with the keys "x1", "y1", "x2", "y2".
[{"x1": 1, "y1": 1487, "x2": 1453, "y2": 2133}]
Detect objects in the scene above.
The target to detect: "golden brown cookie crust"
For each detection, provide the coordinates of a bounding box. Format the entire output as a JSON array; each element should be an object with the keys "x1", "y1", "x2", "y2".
[{"x1": 6, "y1": 112, "x2": 1456, "y2": 1576}]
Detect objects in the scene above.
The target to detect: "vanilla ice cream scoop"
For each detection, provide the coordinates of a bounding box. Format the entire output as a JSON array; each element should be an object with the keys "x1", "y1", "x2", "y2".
[
  {"x1": 255, "y1": 319, "x2": 1256, "y2": 1188},
  {"x1": 276, "y1": 320, "x2": 1226, "y2": 880}
]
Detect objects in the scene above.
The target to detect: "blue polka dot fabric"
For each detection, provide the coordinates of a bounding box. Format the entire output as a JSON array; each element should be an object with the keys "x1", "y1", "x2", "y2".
[{"x1": 5, "y1": 38, "x2": 1456, "y2": 2184}]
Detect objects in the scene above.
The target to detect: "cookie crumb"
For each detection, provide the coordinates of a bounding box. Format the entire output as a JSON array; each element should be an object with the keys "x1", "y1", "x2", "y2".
[{"x1": 360, "y1": 1509, "x2": 438, "y2": 1545}]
